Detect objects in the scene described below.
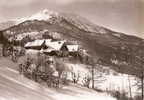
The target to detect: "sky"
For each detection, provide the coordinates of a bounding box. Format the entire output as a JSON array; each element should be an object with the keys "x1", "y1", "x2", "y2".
[{"x1": 0, "y1": 0, "x2": 143, "y2": 37}]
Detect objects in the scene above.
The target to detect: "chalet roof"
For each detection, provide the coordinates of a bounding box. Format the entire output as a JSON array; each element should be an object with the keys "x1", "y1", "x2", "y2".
[
  {"x1": 25, "y1": 39, "x2": 65, "y2": 51},
  {"x1": 45, "y1": 40, "x2": 65, "y2": 51},
  {"x1": 67, "y1": 45, "x2": 79, "y2": 52},
  {"x1": 25, "y1": 40, "x2": 44, "y2": 47},
  {"x1": 25, "y1": 39, "x2": 51, "y2": 48},
  {"x1": 45, "y1": 39, "x2": 52, "y2": 42}
]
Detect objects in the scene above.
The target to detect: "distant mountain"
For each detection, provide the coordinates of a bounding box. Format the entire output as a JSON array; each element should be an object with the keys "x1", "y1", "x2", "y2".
[
  {"x1": 1, "y1": 9, "x2": 144, "y2": 76},
  {"x1": 0, "y1": 20, "x2": 17, "y2": 30},
  {"x1": 0, "y1": 9, "x2": 59, "y2": 31}
]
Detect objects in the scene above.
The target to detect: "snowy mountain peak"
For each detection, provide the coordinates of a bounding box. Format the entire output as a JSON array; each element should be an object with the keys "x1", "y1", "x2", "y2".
[
  {"x1": 43, "y1": 9, "x2": 49, "y2": 14},
  {"x1": 31, "y1": 9, "x2": 59, "y2": 19},
  {"x1": 16, "y1": 9, "x2": 59, "y2": 24},
  {"x1": 42, "y1": 9, "x2": 58, "y2": 15}
]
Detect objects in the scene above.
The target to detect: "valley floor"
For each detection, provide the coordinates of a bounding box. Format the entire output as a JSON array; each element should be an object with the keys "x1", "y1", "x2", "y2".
[{"x1": 0, "y1": 57, "x2": 116, "y2": 100}]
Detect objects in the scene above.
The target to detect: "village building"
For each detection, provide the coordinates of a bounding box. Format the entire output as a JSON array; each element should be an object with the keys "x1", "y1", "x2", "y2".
[
  {"x1": 66, "y1": 45, "x2": 79, "y2": 57},
  {"x1": 66, "y1": 45, "x2": 79, "y2": 52},
  {"x1": 43, "y1": 40, "x2": 68, "y2": 56},
  {"x1": 45, "y1": 40, "x2": 66, "y2": 51},
  {"x1": 24, "y1": 39, "x2": 51, "y2": 50},
  {"x1": 24, "y1": 39, "x2": 80, "y2": 57}
]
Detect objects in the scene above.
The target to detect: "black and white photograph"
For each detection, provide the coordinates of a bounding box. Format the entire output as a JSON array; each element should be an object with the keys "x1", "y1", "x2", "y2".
[{"x1": 0, "y1": 0, "x2": 143, "y2": 100}]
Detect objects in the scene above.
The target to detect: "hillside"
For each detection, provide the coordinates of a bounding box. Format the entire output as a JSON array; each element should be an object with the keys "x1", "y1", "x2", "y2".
[
  {"x1": 1, "y1": 9, "x2": 144, "y2": 77},
  {"x1": 0, "y1": 57, "x2": 116, "y2": 100}
]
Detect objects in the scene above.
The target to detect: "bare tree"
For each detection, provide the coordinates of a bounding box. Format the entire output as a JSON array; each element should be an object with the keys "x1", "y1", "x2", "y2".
[
  {"x1": 82, "y1": 74, "x2": 91, "y2": 88},
  {"x1": 113, "y1": 42, "x2": 144, "y2": 100},
  {"x1": 55, "y1": 59, "x2": 68, "y2": 87},
  {"x1": 71, "y1": 71, "x2": 80, "y2": 84},
  {"x1": 128, "y1": 75, "x2": 133, "y2": 99},
  {"x1": 130, "y1": 43, "x2": 144, "y2": 100}
]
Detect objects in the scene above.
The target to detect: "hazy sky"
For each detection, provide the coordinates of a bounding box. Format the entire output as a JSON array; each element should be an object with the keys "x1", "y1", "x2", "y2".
[{"x1": 0, "y1": 0, "x2": 143, "y2": 37}]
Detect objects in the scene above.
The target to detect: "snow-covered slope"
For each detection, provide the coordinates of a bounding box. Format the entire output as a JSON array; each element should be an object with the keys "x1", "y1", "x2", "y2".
[
  {"x1": 16, "y1": 9, "x2": 59, "y2": 24},
  {"x1": 65, "y1": 63, "x2": 139, "y2": 97},
  {"x1": 0, "y1": 58, "x2": 116, "y2": 100}
]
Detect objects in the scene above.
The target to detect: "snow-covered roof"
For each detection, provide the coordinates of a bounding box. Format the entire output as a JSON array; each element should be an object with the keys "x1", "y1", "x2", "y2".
[
  {"x1": 25, "y1": 40, "x2": 44, "y2": 47},
  {"x1": 67, "y1": 45, "x2": 79, "y2": 52},
  {"x1": 45, "y1": 39, "x2": 52, "y2": 45},
  {"x1": 25, "y1": 39, "x2": 64, "y2": 51},
  {"x1": 25, "y1": 42, "x2": 32, "y2": 47},
  {"x1": 45, "y1": 40, "x2": 65, "y2": 51},
  {"x1": 25, "y1": 39, "x2": 52, "y2": 48}
]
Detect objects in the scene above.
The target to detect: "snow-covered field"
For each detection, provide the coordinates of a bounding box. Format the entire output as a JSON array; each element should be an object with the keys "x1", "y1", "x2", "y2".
[
  {"x1": 98, "y1": 72, "x2": 138, "y2": 97},
  {"x1": 65, "y1": 63, "x2": 139, "y2": 97},
  {"x1": 0, "y1": 58, "x2": 116, "y2": 100},
  {"x1": 0, "y1": 57, "x2": 140, "y2": 100}
]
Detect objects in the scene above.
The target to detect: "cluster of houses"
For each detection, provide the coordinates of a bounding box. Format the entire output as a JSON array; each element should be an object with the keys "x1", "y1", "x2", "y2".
[{"x1": 24, "y1": 39, "x2": 79, "y2": 57}]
